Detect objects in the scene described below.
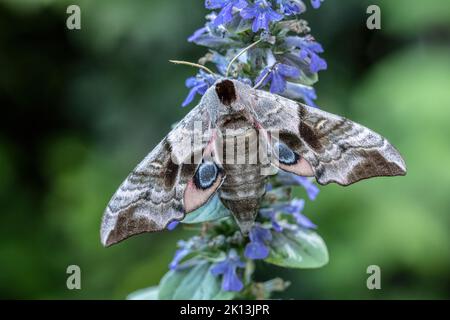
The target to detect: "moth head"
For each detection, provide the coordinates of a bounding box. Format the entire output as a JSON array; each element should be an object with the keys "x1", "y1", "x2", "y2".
[
  {"x1": 211, "y1": 78, "x2": 251, "y2": 111},
  {"x1": 214, "y1": 79, "x2": 237, "y2": 106}
]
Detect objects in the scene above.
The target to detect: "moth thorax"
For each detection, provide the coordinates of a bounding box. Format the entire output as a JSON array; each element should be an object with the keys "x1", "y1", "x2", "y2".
[
  {"x1": 219, "y1": 127, "x2": 260, "y2": 166},
  {"x1": 219, "y1": 114, "x2": 251, "y2": 130}
]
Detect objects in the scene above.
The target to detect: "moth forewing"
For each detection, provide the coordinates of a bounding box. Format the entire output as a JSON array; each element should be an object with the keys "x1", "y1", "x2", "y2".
[
  {"x1": 100, "y1": 102, "x2": 218, "y2": 246},
  {"x1": 244, "y1": 81, "x2": 406, "y2": 185}
]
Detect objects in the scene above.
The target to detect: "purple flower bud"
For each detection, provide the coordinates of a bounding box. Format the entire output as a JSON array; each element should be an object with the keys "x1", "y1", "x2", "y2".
[
  {"x1": 277, "y1": 0, "x2": 306, "y2": 15},
  {"x1": 166, "y1": 220, "x2": 180, "y2": 231},
  {"x1": 169, "y1": 241, "x2": 191, "y2": 270},
  {"x1": 206, "y1": 0, "x2": 248, "y2": 26},
  {"x1": 187, "y1": 26, "x2": 208, "y2": 43},
  {"x1": 285, "y1": 35, "x2": 327, "y2": 73},
  {"x1": 310, "y1": 0, "x2": 324, "y2": 9},
  {"x1": 284, "y1": 82, "x2": 318, "y2": 108}
]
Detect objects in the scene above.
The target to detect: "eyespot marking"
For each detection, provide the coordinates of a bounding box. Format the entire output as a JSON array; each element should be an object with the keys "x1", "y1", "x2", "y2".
[
  {"x1": 194, "y1": 161, "x2": 219, "y2": 190},
  {"x1": 275, "y1": 142, "x2": 299, "y2": 165}
]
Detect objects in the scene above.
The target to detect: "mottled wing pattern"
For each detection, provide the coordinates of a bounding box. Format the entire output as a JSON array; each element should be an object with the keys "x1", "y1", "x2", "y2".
[
  {"x1": 250, "y1": 89, "x2": 407, "y2": 186},
  {"x1": 101, "y1": 104, "x2": 212, "y2": 246}
]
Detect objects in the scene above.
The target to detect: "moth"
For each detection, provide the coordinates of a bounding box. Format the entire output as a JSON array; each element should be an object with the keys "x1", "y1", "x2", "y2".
[{"x1": 100, "y1": 78, "x2": 406, "y2": 247}]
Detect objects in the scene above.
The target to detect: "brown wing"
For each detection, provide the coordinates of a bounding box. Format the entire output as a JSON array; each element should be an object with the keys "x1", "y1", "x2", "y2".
[
  {"x1": 249, "y1": 88, "x2": 407, "y2": 186},
  {"x1": 101, "y1": 103, "x2": 223, "y2": 246}
]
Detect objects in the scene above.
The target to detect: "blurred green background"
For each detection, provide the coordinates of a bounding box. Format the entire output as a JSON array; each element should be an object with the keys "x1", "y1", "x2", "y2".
[{"x1": 0, "y1": 0, "x2": 449, "y2": 299}]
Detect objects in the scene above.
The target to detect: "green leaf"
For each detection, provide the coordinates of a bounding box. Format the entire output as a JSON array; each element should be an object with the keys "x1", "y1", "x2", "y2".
[
  {"x1": 266, "y1": 228, "x2": 329, "y2": 269},
  {"x1": 127, "y1": 286, "x2": 159, "y2": 300},
  {"x1": 158, "y1": 260, "x2": 235, "y2": 300},
  {"x1": 182, "y1": 195, "x2": 230, "y2": 224}
]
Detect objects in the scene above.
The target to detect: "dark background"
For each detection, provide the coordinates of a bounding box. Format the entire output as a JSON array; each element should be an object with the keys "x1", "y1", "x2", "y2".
[{"x1": 0, "y1": 0, "x2": 449, "y2": 299}]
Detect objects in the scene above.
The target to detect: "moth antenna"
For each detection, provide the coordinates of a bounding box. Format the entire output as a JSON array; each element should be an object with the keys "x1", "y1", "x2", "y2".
[
  {"x1": 225, "y1": 39, "x2": 262, "y2": 77},
  {"x1": 253, "y1": 63, "x2": 278, "y2": 89},
  {"x1": 169, "y1": 60, "x2": 215, "y2": 75}
]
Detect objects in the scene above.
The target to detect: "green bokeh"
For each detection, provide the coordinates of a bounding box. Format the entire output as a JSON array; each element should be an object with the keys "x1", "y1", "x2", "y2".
[{"x1": 0, "y1": 0, "x2": 449, "y2": 299}]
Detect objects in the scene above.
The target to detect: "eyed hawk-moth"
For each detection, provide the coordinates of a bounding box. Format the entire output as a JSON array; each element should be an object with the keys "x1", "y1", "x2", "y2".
[{"x1": 100, "y1": 79, "x2": 406, "y2": 246}]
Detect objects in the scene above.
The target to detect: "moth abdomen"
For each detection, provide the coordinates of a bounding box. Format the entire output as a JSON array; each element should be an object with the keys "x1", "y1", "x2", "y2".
[
  {"x1": 219, "y1": 197, "x2": 262, "y2": 235},
  {"x1": 219, "y1": 162, "x2": 267, "y2": 234},
  {"x1": 216, "y1": 124, "x2": 270, "y2": 234}
]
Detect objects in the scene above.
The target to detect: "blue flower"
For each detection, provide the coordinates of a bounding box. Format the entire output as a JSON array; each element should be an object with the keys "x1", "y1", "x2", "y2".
[
  {"x1": 182, "y1": 70, "x2": 217, "y2": 107},
  {"x1": 294, "y1": 210, "x2": 317, "y2": 229},
  {"x1": 206, "y1": 0, "x2": 248, "y2": 26},
  {"x1": 211, "y1": 249, "x2": 246, "y2": 292},
  {"x1": 285, "y1": 36, "x2": 327, "y2": 73},
  {"x1": 277, "y1": 0, "x2": 306, "y2": 15},
  {"x1": 310, "y1": 0, "x2": 324, "y2": 9},
  {"x1": 166, "y1": 220, "x2": 180, "y2": 230},
  {"x1": 240, "y1": 0, "x2": 283, "y2": 32},
  {"x1": 260, "y1": 203, "x2": 286, "y2": 232},
  {"x1": 169, "y1": 240, "x2": 191, "y2": 270},
  {"x1": 288, "y1": 199, "x2": 316, "y2": 228},
  {"x1": 276, "y1": 170, "x2": 319, "y2": 200},
  {"x1": 244, "y1": 225, "x2": 272, "y2": 259},
  {"x1": 188, "y1": 18, "x2": 239, "y2": 48},
  {"x1": 255, "y1": 63, "x2": 300, "y2": 93},
  {"x1": 210, "y1": 52, "x2": 229, "y2": 75},
  {"x1": 280, "y1": 198, "x2": 317, "y2": 229},
  {"x1": 261, "y1": 198, "x2": 317, "y2": 231},
  {"x1": 260, "y1": 208, "x2": 283, "y2": 232},
  {"x1": 284, "y1": 82, "x2": 318, "y2": 107},
  {"x1": 187, "y1": 26, "x2": 208, "y2": 43}
]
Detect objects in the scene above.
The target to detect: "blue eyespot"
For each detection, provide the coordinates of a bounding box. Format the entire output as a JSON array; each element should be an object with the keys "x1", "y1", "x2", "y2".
[
  {"x1": 194, "y1": 161, "x2": 219, "y2": 190},
  {"x1": 275, "y1": 142, "x2": 299, "y2": 165}
]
